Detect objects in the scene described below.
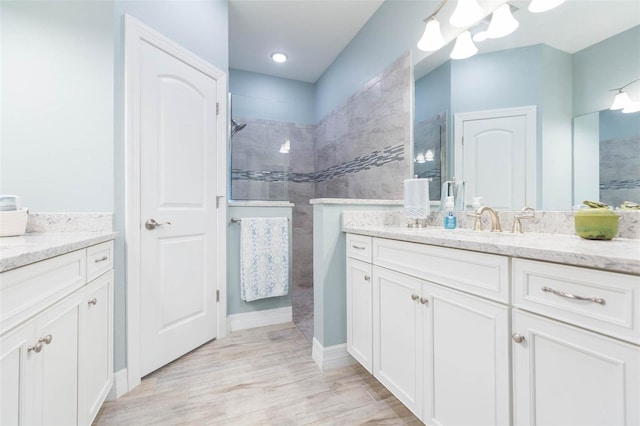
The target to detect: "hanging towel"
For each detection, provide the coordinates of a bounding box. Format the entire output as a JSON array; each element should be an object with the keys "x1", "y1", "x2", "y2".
[{"x1": 240, "y1": 217, "x2": 289, "y2": 302}]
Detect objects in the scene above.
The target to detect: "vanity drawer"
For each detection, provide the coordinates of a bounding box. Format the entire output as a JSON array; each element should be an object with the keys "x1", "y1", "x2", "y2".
[
  {"x1": 372, "y1": 237, "x2": 509, "y2": 303},
  {"x1": 1, "y1": 249, "x2": 87, "y2": 333},
  {"x1": 513, "y1": 258, "x2": 640, "y2": 344},
  {"x1": 86, "y1": 241, "x2": 114, "y2": 282},
  {"x1": 347, "y1": 234, "x2": 372, "y2": 263}
]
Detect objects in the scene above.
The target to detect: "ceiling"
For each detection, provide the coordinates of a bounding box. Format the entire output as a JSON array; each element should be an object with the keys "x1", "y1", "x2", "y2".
[
  {"x1": 229, "y1": 0, "x2": 384, "y2": 82},
  {"x1": 229, "y1": 0, "x2": 640, "y2": 83}
]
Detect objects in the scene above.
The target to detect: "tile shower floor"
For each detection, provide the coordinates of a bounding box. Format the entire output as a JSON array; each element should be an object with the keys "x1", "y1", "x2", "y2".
[{"x1": 292, "y1": 285, "x2": 313, "y2": 343}]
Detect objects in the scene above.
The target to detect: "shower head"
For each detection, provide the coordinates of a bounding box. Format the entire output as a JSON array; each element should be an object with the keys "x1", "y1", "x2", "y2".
[{"x1": 231, "y1": 118, "x2": 247, "y2": 137}]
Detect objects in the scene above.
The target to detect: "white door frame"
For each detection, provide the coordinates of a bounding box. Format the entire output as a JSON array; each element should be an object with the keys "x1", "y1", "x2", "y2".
[
  {"x1": 454, "y1": 106, "x2": 537, "y2": 208},
  {"x1": 124, "y1": 15, "x2": 227, "y2": 392}
]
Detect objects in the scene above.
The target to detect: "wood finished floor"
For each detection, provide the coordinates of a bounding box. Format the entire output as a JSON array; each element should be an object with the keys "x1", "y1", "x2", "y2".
[{"x1": 94, "y1": 323, "x2": 421, "y2": 425}]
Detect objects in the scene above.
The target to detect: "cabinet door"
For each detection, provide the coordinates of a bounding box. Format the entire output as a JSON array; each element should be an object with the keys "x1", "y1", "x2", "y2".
[
  {"x1": 513, "y1": 310, "x2": 640, "y2": 425},
  {"x1": 423, "y1": 282, "x2": 510, "y2": 426},
  {"x1": 36, "y1": 294, "x2": 81, "y2": 426},
  {"x1": 79, "y1": 271, "x2": 114, "y2": 425},
  {"x1": 0, "y1": 322, "x2": 37, "y2": 426},
  {"x1": 372, "y1": 265, "x2": 423, "y2": 418},
  {"x1": 347, "y1": 258, "x2": 373, "y2": 373}
]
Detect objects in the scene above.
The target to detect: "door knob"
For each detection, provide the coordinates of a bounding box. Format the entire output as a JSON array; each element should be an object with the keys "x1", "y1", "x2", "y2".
[
  {"x1": 411, "y1": 294, "x2": 419, "y2": 301},
  {"x1": 40, "y1": 334, "x2": 53, "y2": 345},
  {"x1": 512, "y1": 333, "x2": 525, "y2": 344},
  {"x1": 145, "y1": 219, "x2": 171, "y2": 230}
]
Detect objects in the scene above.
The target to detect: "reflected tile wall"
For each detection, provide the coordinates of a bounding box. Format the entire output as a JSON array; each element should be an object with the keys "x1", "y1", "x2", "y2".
[{"x1": 600, "y1": 136, "x2": 640, "y2": 207}]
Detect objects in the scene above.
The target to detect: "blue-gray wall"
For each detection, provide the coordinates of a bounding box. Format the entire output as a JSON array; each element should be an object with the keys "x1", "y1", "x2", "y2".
[
  {"x1": 229, "y1": 69, "x2": 315, "y2": 124},
  {"x1": 573, "y1": 25, "x2": 640, "y2": 117}
]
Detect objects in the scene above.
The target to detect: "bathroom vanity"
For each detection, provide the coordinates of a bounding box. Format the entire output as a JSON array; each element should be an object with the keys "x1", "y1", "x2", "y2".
[
  {"x1": 344, "y1": 226, "x2": 640, "y2": 425},
  {"x1": 0, "y1": 232, "x2": 116, "y2": 425}
]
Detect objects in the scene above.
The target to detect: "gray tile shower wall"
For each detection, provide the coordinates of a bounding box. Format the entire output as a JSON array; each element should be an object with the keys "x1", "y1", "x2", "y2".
[
  {"x1": 314, "y1": 52, "x2": 412, "y2": 199},
  {"x1": 600, "y1": 135, "x2": 640, "y2": 208}
]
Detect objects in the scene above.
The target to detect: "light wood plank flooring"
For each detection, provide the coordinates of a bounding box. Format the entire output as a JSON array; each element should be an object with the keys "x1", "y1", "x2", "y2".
[{"x1": 95, "y1": 323, "x2": 421, "y2": 425}]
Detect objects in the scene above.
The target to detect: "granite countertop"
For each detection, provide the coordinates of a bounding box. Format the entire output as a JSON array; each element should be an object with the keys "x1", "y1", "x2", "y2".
[
  {"x1": 343, "y1": 225, "x2": 640, "y2": 275},
  {"x1": 310, "y1": 198, "x2": 404, "y2": 205},
  {"x1": 0, "y1": 232, "x2": 117, "y2": 273}
]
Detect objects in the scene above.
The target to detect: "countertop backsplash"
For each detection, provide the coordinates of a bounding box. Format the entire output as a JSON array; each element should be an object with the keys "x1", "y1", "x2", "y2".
[
  {"x1": 342, "y1": 209, "x2": 640, "y2": 240},
  {"x1": 26, "y1": 212, "x2": 114, "y2": 233}
]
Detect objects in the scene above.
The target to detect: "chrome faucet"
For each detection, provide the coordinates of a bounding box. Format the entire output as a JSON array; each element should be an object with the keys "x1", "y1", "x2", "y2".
[{"x1": 471, "y1": 206, "x2": 503, "y2": 232}]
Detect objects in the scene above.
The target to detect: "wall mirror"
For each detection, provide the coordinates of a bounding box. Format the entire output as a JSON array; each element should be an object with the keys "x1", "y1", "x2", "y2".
[{"x1": 412, "y1": 0, "x2": 640, "y2": 209}]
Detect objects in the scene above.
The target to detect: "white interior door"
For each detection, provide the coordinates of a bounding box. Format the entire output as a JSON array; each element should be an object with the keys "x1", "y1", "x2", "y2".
[
  {"x1": 454, "y1": 107, "x2": 536, "y2": 210},
  {"x1": 138, "y1": 34, "x2": 219, "y2": 376}
]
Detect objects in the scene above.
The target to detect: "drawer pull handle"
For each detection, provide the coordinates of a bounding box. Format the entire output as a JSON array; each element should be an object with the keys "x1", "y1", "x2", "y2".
[
  {"x1": 40, "y1": 334, "x2": 53, "y2": 345},
  {"x1": 28, "y1": 342, "x2": 43, "y2": 353},
  {"x1": 512, "y1": 333, "x2": 525, "y2": 344},
  {"x1": 94, "y1": 256, "x2": 109, "y2": 263},
  {"x1": 88, "y1": 298, "x2": 98, "y2": 306},
  {"x1": 364, "y1": 275, "x2": 371, "y2": 281},
  {"x1": 420, "y1": 297, "x2": 428, "y2": 305},
  {"x1": 541, "y1": 286, "x2": 605, "y2": 305},
  {"x1": 352, "y1": 245, "x2": 366, "y2": 250},
  {"x1": 411, "y1": 294, "x2": 419, "y2": 301}
]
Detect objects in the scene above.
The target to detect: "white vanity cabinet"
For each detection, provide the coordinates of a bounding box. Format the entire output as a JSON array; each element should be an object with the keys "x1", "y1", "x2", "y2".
[
  {"x1": 512, "y1": 258, "x2": 640, "y2": 425},
  {"x1": 346, "y1": 234, "x2": 374, "y2": 373},
  {"x1": 0, "y1": 240, "x2": 114, "y2": 426}
]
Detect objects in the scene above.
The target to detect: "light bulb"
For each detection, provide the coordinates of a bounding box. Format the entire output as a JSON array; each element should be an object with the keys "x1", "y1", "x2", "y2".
[
  {"x1": 528, "y1": 0, "x2": 566, "y2": 13},
  {"x1": 271, "y1": 52, "x2": 287, "y2": 63},
  {"x1": 450, "y1": 31, "x2": 478, "y2": 60},
  {"x1": 425, "y1": 150, "x2": 435, "y2": 162},
  {"x1": 610, "y1": 91, "x2": 632, "y2": 110},
  {"x1": 417, "y1": 17, "x2": 446, "y2": 52},
  {"x1": 415, "y1": 152, "x2": 426, "y2": 163},
  {"x1": 487, "y1": 4, "x2": 519, "y2": 39},
  {"x1": 450, "y1": 0, "x2": 484, "y2": 28}
]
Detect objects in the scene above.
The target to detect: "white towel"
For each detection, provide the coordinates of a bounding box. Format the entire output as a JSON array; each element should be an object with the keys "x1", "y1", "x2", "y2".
[
  {"x1": 404, "y1": 178, "x2": 430, "y2": 219},
  {"x1": 240, "y1": 217, "x2": 289, "y2": 302}
]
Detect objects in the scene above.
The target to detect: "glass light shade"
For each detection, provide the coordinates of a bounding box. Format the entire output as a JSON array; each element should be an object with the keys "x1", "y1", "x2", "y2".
[
  {"x1": 528, "y1": 0, "x2": 566, "y2": 13},
  {"x1": 487, "y1": 4, "x2": 519, "y2": 39},
  {"x1": 415, "y1": 152, "x2": 426, "y2": 163},
  {"x1": 450, "y1": 31, "x2": 478, "y2": 60},
  {"x1": 279, "y1": 140, "x2": 290, "y2": 153},
  {"x1": 417, "y1": 17, "x2": 446, "y2": 52},
  {"x1": 622, "y1": 101, "x2": 640, "y2": 114},
  {"x1": 610, "y1": 91, "x2": 632, "y2": 110},
  {"x1": 450, "y1": 0, "x2": 484, "y2": 28},
  {"x1": 473, "y1": 30, "x2": 488, "y2": 42},
  {"x1": 425, "y1": 149, "x2": 435, "y2": 162}
]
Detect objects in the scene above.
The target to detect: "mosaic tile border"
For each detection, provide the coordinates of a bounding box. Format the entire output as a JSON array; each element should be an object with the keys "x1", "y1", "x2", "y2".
[{"x1": 232, "y1": 143, "x2": 405, "y2": 184}]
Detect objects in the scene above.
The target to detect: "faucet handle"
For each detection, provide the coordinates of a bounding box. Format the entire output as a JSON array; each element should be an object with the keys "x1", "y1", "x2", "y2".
[
  {"x1": 466, "y1": 212, "x2": 483, "y2": 231},
  {"x1": 512, "y1": 207, "x2": 535, "y2": 233}
]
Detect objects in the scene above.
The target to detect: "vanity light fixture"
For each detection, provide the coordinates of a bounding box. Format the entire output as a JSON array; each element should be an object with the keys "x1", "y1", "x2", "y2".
[
  {"x1": 415, "y1": 152, "x2": 427, "y2": 163},
  {"x1": 486, "y1": 4, "x2": 519, "y2": 39},
  {"x1": 528, "y1": 0, "x2": 566, "y2": 13},
  {"x1": 425, "y1": 149, "x2": 435, "y2": 162},
  {"x1": 609, "y1": 78, "x2": 640, "y2": 110},
  {"x1": 417, "y1": 0, "x2": 448, "y2": 52},
  {"x1": 622, "y1": 101, "x2": 640, "y2": 114},
  {"x1": 450, "y1": 30, "x2": 478, "y2": 60},
  {"x1": 271, "y1": 52, "x2": 288, "y2": 63},
  {"x1": 472, "y1": 30, "x2": 489, "y2": 42},
  {"x1": 450, "y1": 0, "x2": 484, "y2": 28}
]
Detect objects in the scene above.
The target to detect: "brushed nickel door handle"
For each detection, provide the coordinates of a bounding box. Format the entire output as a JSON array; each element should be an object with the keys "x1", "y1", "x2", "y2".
[
  {"x1": 512, "y1": 333, "x2": 525, "y2": 344},
  {"x1": 145, "y1": 219, "x2": 172, "y2": 230}
]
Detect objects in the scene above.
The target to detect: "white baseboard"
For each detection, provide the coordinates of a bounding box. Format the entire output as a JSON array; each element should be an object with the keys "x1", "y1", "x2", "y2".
[
  {"x1": 227, "y1": 306, "x2": 292, "y2": 332},
  {"x1": 312, "y1": 337, "x2": 356, "y2": 370},
  {"x1": 106, "y1": 368, "x2": 129, "y2": 400}
]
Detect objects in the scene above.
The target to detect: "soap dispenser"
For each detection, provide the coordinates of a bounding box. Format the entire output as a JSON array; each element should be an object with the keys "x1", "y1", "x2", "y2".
[{"x1": 443, "y1": 196, "x2": 457, "y2": 229}]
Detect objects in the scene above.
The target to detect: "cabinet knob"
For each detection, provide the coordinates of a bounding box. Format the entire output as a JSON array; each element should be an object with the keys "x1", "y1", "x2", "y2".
[
  {"x1": 512, "y1": 333, "x2": 525, "y2": 344},
  {"x1": 88, "y1": 298, "x2": 98, "y2": 306},
  {"x1": 39, "y1": 334, "x2": 53, "y2": 345},
  {"x1": 364, "y1": 275, "x2": 371, "y2": 281},
  {"x1": 420, "y1": 297, "x2": 429, "y2": 305},
  {"x1": 411, "y1": 294, "x2": 419, "y2": 301},
  {"x1": 28, "y1": 342, "x2": 43, "y2": 353}
]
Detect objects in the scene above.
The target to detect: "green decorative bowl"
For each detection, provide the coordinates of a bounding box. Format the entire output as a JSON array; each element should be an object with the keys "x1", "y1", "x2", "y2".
[{"x1": 574, "y1": 209, "x2": 619, "y2": 240}]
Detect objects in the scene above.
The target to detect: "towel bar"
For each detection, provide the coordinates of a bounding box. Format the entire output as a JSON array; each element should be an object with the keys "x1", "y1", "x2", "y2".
[{"x1": 230, "y1": 217, "x2": 290, "y2": 223}]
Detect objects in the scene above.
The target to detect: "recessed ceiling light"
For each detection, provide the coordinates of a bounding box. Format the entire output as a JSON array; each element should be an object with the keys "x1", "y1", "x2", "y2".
[{"x1": 271, "y1": 52, "x2": 288, "y2": 63}]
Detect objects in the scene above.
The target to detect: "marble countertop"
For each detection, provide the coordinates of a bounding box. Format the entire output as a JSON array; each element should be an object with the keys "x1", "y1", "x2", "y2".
[
  {"x1": 228, "y1": 200, "x2": 295, "y2": 208},
  {"x1": 0, "y1": 232, "x2": 117, "y2": 272},
  {"x1": 343, "y1": 225, "x2": 640, "y2": 275},
  {"x1": 310, "y1": 198, "x2": 404, "y2": 205}
]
